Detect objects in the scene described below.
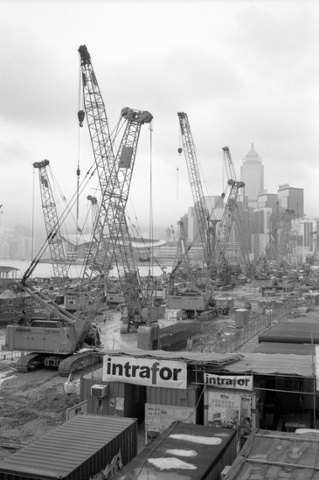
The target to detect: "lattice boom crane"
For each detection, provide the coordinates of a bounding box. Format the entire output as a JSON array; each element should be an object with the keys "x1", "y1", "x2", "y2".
[{"x1": 33, "y1": 159, "x2": 68, "y2": 278}]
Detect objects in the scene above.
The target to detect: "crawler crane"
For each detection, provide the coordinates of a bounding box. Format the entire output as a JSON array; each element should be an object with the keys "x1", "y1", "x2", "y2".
[
  {"x1": 167, "y1": 113, "x2": 232, "y2": 319},
  {"x1": 78, "y1": 45, "x2": 163, "y2": 333}
]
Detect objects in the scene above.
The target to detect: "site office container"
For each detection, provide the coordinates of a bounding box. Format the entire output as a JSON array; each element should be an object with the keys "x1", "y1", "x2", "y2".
[
  {"x1": 204, "y1": 386, "x2": 256, "y2": 447},
  {"x1": 112, "y1": 423, "x2": 237, "y2": 480},
  {"x1": 80, "y1": 368, "x2": 145, "y2": 420},
  {"x1": 145, "y1": 384, "x2": 203, "y2": 441},
  {"x1": 0, "y1": 414, "x2": 137, "y2": 480}
]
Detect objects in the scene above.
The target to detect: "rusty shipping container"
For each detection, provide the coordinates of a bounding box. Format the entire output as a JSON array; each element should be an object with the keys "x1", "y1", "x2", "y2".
[
  {"x1": 112, "y1": 422, "x2": 237, "y2": 480},
  {"x1": 0, "y1": 414, "x2": 137, "y2": 480},
  {"x1": 81, "y1": 368, "x2": 145, "y2": 419}
]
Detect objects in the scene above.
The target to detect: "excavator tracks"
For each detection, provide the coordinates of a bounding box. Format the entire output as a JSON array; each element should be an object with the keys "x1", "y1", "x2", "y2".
[
  {"x1": 58, "y1": 350, "x2": 103, "y2": 377},
  {"x1": 16, "y1": 352, "x2": 44, "y2": 373}
]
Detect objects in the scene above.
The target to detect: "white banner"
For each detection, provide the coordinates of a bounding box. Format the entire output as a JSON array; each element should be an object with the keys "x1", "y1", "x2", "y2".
[
  {"x1": 205, "y1": 373, "x2": 253, "y2": 391},
  {"x1": 103, "y1": 356, "x2": 187, "y2": 389}
]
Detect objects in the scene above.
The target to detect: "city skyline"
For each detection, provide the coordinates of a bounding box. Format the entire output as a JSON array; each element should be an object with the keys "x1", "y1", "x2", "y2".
[{"x1": 0, "y1": 1, "x2": 318, "y2": 235}]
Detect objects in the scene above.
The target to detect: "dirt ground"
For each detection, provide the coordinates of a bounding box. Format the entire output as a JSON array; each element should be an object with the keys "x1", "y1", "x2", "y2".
[
  {"x1": 0, "y1": 286, "x2": 318, "y2": 463},
  {"x1": 0, "y1": 363, "x2": 82, "y2": 461}
]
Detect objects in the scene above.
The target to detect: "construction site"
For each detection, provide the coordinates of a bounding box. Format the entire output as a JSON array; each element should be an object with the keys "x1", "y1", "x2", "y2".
[{"x1": 1, "y1": 43, "x2": 319, "y2": 480}]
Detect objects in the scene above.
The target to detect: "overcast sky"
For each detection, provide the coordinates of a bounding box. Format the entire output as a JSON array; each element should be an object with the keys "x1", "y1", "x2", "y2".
[{"x1": 1, "y1": 0, "x2": 318, "y2": 239}]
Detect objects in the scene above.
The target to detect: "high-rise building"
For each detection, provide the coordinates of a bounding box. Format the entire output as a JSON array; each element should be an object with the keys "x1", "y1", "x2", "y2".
[
  {"x1": 291, "y1": 217, "x2": 316, "y2": 262},
  {"x1": 188, "y1": 196, "x2": 224, "y2": 242},
  {"x1": 277, "y1": 184, "x2": 304, "y2": 218},
  {"x1": 241, "y1": 143, "x2": 264, "y2": 209},
  {"x1": 252, "y1": 207, "x2": 272, "y2": 260}
]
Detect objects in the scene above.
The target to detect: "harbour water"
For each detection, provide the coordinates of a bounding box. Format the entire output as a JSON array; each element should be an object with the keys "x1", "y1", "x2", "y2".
[{"x1": 0, "y1": 259, "x2": 171, "y2": 280}]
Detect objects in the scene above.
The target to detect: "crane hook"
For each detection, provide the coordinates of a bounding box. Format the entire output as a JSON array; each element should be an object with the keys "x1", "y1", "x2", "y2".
[
  {"x1": 178, "y1": 147, "x2": 182, "y2": 156},
  {"x1": 78, "y1": 110, "x2": 85, "y2": 127}
]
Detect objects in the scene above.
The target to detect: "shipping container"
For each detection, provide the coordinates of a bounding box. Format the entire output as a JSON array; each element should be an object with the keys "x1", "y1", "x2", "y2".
[
  {"x1": 112, "y1": 422, "x2": 237, "y2": 480},
  {"x1": 224, "y1": 428, "x2": 319, "y2": 480},
  {"x1": 0, "y1": 414, "x2": 137, "y2": 480},
  {"x1": 81, "y1": 368, "x2": 145, "y2": 420}
]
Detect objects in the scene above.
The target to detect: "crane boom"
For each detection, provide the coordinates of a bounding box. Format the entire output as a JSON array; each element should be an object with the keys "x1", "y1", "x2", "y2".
[
  {"x1": 107, "y1": 108, "x2": 153, "y2": 324},
  {"x1": 78, "y1": 44, "x2": 117, "y2": 283},
  {"x1": 222, "y1": 146, "x2": 253, "y2": 275},
  {"x1": 79, "y1": 45, "x2": 155, "y2": 329},
  {"x1": 33, "y1": 159, "x2": 68, "y2": 278},
  {"x1": 177, "y1": 112, "x2": 216, "y2": 276}
]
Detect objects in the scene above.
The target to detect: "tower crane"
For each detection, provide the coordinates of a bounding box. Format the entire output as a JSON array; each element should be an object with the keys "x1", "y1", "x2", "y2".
[{"x1": 33, "y1": 159, "x2": 68, "y2": 279}]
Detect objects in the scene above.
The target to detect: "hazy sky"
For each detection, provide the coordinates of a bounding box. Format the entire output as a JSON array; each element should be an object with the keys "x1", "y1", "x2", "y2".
[{"x1": 1, "y1": 0, "x2": 318, "y2": 238}]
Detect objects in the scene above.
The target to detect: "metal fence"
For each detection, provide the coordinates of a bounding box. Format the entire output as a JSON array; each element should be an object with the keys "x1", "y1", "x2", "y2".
[{"x1": 212, "y1": 299, "x2": 298, "y2": 354}]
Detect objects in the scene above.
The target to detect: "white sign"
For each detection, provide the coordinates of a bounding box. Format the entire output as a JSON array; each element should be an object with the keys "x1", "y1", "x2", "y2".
[
  {"x1": 205, "y1": 373, "x2": 253, "y2": 391},
  {"x1": 103, "y1": 356, "x2": 187, "y2": 389},
  {"x1": 315, "y1": 346, "x2": 319, "y2": 391}
]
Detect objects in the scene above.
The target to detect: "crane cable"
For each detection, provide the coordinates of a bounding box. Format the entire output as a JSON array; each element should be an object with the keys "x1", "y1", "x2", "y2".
[
  {"x1": 77, "y1": 64, "x2": 82, "y2": 236},
  {"x1": 148, "y1": 120, "x2": 154, "y2": 280}
]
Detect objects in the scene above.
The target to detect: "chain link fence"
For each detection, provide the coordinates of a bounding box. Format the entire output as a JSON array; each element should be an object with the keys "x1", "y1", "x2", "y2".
[{"x1": 212, "y1": 298, "x2": 299, "y2": 354}]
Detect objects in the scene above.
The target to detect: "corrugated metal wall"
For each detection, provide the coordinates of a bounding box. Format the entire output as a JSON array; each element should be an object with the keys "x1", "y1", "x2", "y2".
[
  {"x1": 147, "y1": 384, "x2": 202, "y2": 408},
  {"x1": 81, "y1": 370, "x2": 145, "y2": 419}
]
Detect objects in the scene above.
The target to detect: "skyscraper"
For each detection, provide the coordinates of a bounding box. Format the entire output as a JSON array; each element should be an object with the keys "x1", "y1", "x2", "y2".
[
  {"x1": 277, "y1": 184, "x2": 304, "y2": 218},
  {"x1": 241, "y1": 143, "x2": 264, "y2": 208}
]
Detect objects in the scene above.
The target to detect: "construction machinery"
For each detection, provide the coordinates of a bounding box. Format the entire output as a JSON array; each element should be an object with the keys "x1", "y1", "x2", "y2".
[
  {"x1": 177, "y1": 112, "x2": 220, "y2": 280},
  {"x1": 33, "y1": 159, "x2": 69, "y2": 279},
  {"x1": 222, "y1": 146, "x2": 255, "y2": 278},
  {"x1": 3, "y1": 45, "x2": 124, "y2": 375},
  {"x1": 78, "y1": 45, "x2": 163, "y2": 333},
  {"x1": 5, "y1": 283, "x2": 102, "y2": 375},
  {"x1": 215, "y1": 177, "x2": 245, "y2": 286},
  {"x1": 165, "y1": 113, "x2": 232, "y2": 320}
]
